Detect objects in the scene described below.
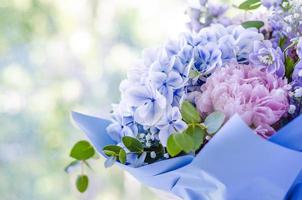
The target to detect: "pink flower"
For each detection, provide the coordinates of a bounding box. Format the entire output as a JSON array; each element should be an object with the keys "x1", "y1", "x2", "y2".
[{"x1": 194, "y1": 63, "x2": 289, "y2": 138}]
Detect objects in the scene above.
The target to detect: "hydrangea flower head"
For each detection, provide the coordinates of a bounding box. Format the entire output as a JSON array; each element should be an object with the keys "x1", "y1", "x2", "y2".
[{"x1": 194, "y1": 63, "x2": 289, "y2": 138}]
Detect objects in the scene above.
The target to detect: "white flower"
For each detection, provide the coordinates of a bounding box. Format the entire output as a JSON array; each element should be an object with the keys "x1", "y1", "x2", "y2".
[
  {"x1": 288, "y1": 105, "x2": 296, "y2": 114},
  {"x1": 294, "y1": 88, "x2": 302, "y2": 98}
]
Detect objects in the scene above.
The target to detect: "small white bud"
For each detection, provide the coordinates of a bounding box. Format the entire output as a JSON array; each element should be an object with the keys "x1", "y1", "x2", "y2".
[
  {"x1": 150, "y1": 151, "x2": 156, "y2": 159},
  {"x1": 145, "y1": 134, "x2": 151, "y2": 141},
  {"x1": 164, "y1": 153, "x2": 169, "y2": 158},
  {"x1": 139, "y1": 133, "x2": 145, "y2": 139},
  {"x1": 298, "y1": 70, "x2": 302, "y2": 77},
  {"x1": 294, "y1": 88, "x2": 302, "y2": 98},
  {"x1": 146, "y1": 142, "x2": 151, "y2": 148},
  {"x1": 288, "y1": 105, "x2": 296, "y2": 114},
  {"x1": 205, "y1": 135, "x2": 212, "y2": 140}
]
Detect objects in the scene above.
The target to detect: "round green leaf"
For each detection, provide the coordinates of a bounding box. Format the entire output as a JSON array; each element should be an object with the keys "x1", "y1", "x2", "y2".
[
  {"x1": 122, "y1": 136, "x2": 143, "y2": 153},
  {"x1": 174, "y1": 132, "x2": 194, "y2": 153},
  {"x1": 204, "y1": 112, "x2": 225, "y2": 134},
  {"x1": 76, "y1": 175, "x2": 89, "y2": 193},
  {"x1": 166, "y1": 134, "x2": 182, "y2": 157},
  {"x1": 185, "y1": 125, "x2": 206, "y2": 151},
  {"x1": 70, "y1": 140, "x2": 95, "y2": 160},
  {"x1": 103, "y1": 145, "x2": 122, "y2": 157},
  {"x1": 238, "y1": 0, "x2": 261, "y2": 10},
  {"x1": 119, "y1": 149, "x2": 126, "y2": 164},
  {"x1": 181, "y1": 101, "x2": 201, "y2": 123}
]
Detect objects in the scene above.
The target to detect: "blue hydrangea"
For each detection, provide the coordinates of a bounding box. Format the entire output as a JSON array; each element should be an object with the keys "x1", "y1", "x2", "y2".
[
  {"x1": 156, "y1": 107, "x2": 187, "y2": 146},
  {"x1": 149, "y1": 70, "x2": 183, "y2": 104},
  {"x1": 124, "y1": 84, "x2": 166, "y2": 126},
  {"x1": 106, "y1": 104, "x2": 138, "y2": 142},
  {"x1": 193, "y1": 43, "x2": 222, "y2": 75}
]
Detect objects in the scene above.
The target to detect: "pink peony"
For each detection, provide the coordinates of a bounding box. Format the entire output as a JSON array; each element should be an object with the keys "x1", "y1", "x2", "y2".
[{"x1": 194, "y1": 63, "x2": 289, "y2": 138}]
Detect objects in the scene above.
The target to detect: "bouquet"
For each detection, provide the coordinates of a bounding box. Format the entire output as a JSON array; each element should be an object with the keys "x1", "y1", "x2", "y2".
[{"x1": 67, "y1": 0, "x2": 302, "y2": 199}]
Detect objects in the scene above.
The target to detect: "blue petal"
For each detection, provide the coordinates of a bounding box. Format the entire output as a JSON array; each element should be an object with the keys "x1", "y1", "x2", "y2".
[
  {"x1": 167, "y1": 71, "x2": 183, "y2": 88},
  {"x1": 124, "y1": 86, "x2": 151, "y2": 107}
]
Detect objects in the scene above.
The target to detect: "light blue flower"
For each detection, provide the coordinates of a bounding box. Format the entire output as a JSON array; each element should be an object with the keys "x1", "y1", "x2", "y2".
[
  {"x1": 124, "y1": 84, "x2": 166, "y2": 126},
  {"x1": 249, "y1": 40, "x2": 285, "y2": 77},
  {"x1": 172, "y1": 55, "x2": 191, "y2": 81},
  {"x1": 172, "y1": 88, "x2": 185, "y2": 107},
  {"x1": 106, "y1": 111, "x2": 138, "y2": 142},
  {"x1": 165, "y1": 38, "x2": 186, "y2": 56},
  {"x1": 218, "y1": 35, "x2": 237, "y2": 62},
  {"x1": 177, "y1": 45, "x2": 194, "y2": 65},
  {"x1": 193, "y1": 43, "x2": 222, "y2": 75},
  {"x1": 261, "y1": 0, "x2": 282, "y2": 9},
  {"x1": 228, "y1": 26, "x2": 264, "y2": 63},
  {"x1": 156, "y1": 107, "x2": 187, "y2": 146},
  {"x1": 292, "y1": 61, "x2": 302, "y2": 87},
  {"x1": 150, "y1": 50, "x2": 173, "y2": 74},
  {"x1": 149, "y1": 70, "x2": 183, "y2": 104},
  {"x1": 297, "y1": 37, "x2": 302, "y2": 59}
]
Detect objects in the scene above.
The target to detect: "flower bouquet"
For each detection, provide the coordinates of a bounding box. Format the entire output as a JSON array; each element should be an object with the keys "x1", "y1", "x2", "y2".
[{"x1": 67, "y1": 0, "x2": 302, "y2": 199}]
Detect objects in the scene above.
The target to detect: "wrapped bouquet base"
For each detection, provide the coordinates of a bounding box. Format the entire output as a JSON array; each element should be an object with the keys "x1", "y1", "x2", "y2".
[{"x1": 72, "y1": 111, "x2": 302, "y2": 200}]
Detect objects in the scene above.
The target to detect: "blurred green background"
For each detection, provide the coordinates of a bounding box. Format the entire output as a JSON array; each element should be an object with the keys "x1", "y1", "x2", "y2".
[{"x1": 0, "y1": 0, "x2": 233, "y2": 199}]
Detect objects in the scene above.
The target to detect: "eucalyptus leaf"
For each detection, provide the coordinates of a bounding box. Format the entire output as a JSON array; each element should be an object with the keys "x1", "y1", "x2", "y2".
[
  {"x1": 238, "y1": 0, "x2": 261, "y2": 10},
  {"x1": 204, "y1": 112, "x2": 225, "y2": 134},
  {"x1": 70, "y1": 140, "x2": 95, "y2": 160},
  {"x1": 174, "y1": 132, "x2": 194, "y2": 153},
  {"x1": 76, "y1": 175, "x2": 89, "y2": 193},
  {"x1": 166, "y1": 134, "x2": 182, "y2": 157},
  {"x1": 104, "y1": 156, "x2": 116, "y2": 168},
  {"x1": 181, "y1": 101, "x2": 201, "y2": 123},
  {"x1": 122, "y1": 136, "x2": 143, "y2": 153},
  {"x1": 103, "y1": 145, "x2": 122, "y2": 157},
  {"x1": 119, "y1": 149, "x2": 127, "y2": 164},
  {"x1": 185, "y1": 125, "x2": 206, "y2": 151},
  {"x1": 241, "y1": 21, "x2": 264, "y2": 29}
]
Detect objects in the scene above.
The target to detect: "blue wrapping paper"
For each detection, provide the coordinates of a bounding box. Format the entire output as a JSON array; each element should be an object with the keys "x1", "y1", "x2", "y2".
[{"x1": 71, "y1": 112, "x2": 302, "y2": 200}]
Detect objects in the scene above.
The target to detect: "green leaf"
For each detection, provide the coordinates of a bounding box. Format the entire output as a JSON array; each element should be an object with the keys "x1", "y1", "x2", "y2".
[
  {"x1": 174, "y1": 132, "x2": 194, "y2": 153},
  {"x1": 122, "y1": 136, "x2": 143, "y2": 153},
  {"x1": 76, "y1": 175, "x2": 89, "y2": 193},
  {"x1": 278, "y1": 37, "x2": 287, "y2": 49},
  {"x1": 70, "y1": 140, "x2": 95, "y2": 160},
  {"x1": 166, "y1": 134, "x2": 182, "y2": 157},
  {"x1": 119, "y1": 149, "x2": 126, "y2": 164},
  {"x1": 285, "y1": 56, "x2": 295, "y2": 79},
  {"x1": 204, "y1": 112, "x2": 225, "y2": 134},
  {"x1": 181, "y1": 101, "x2": 201, "y2": 123},
  {"x1": 238, "y1": 0, "x2": 261, "y2": 10},
  {"x1": 185, "y1": 125, "x2": 206, "y2": 151},
  {"x1": 241, "y1": 21, "x2": 264, "y2": 29},
  {"x1": 103, "y1": 145, "x2": 122, "y2": 156},
  {"x1": 64, "y1": 160, "x2": 80, "y2": 173}
]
